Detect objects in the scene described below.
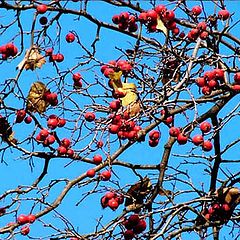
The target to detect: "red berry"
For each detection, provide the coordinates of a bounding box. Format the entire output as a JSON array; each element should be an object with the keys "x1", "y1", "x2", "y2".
[
  {"x1": 169, "y1": 127, "x2": 180, "y2": 137},
  {"x1": 172, "y1": 27, "x2": 180, "y2": 35},
  {"x1": 86, "y1": 169, "x2": 95, "y2": 178},
  {"x1": 39, "y1": 129, "x2": 49, "y2": 139},
  {"x1": 138, "y1": 12, "x2": 148, "y2": 23},
  {"x1": 213, "y1": 68, "x2": 225, "y2": 80},
  {"x1": 21, "y1": 225, "x2": 30, "y2": 235},
  {"x1": 200, "y1": 31, "x2": 208, "y2": 40},
  {"x1": 221, "y1": 203, "x2": 231, "y2": 211},
  {"x1": 66, "y1": 32, "x2": 75, "y2": 43},
  {"x1": 45, "y1": 48, "x2": 53, "y2": 56},
  {"x1": 58, "y1": 118, "x2": 66, "y2": 127},
  {"x1": 132, "y1": 219, "x2": 147, "y2": 234},
  {"x1": 128, "y1": 214, "x2": 140, "y2": 225},
  {"x1": 123, "y1": 229, "x2": 135, "y2": 240},
  {"x1": 27, "y1": 214, "x2": 36, "y2": 223},
  {"x1": 84, "y1": 112, "x2": 95, "y2": 122},
  {"x1": 72, "y1": 73, "x2": 82, "y2": 81},
  {"x1": 146, "y1": 9, "x2": 158, "y2": 22},
  {"x1": 105, "y1": 192, "x2": 115, "y2": 200},
  {"x1": 109, "y1": 100, "x2": 121, "y2": 111},
  {"x1": 163, "y1": 10, "x2": 175, "y2": 21},
  {"x1": 93, "y1": 154, "x2": 102, "y2": 164},
  {"x1": 192, "y1": 134, "x2": 204, "y2": 146},
  {"x1": 200, "y1": 121, "x2": 212, "y2": 133},
  {"x1": 109, "y1": 124, "x2": 120, "y2": 134},
  {"x1": 101, "y1": 170, "x2": 111, "y2": 181},
  {"x1": 155, "y1": 5, "x2": 167, "y2": 15},
  {"x1": 112, "y1": 15, "x2": 120, "y2": 24},
  {"x1": 24, "y1": 116, "x2": 32, "y2": 124},
  {"x1": 97, "y1": 140, "x2": 103, "y2": 148},
  {"x1": 16, "y1": 109, "x2": 26, "y2": 123},
  {"x1": 208, "y1": 79, "x2": 218, "y2": 89},
  {"x1": 57, "y1": 146, "x2": 67, "y2": 155},
  {"x1": 218, "y1": 9, "x2": 230, "y2": 20},
  {"x1": 148, "y1": 139, "x2": 159, "y2": 147},
  {"x1": 46, "y1": 135, "x2": 56, "y2": 145},
  {"x1": 202, "y1": 86, "x2": 212, "y2": 95},
  {"x1": 67, "y1": 149, "x2": 74, "y2": 157},
  {"x1": 149, "y1": 130, "x2": 161, "y2": 140},
  {"x1": 108, "y1": 198, "x2": 119, "y2": 210},
  {"x1": 47, "y1": 118, "x2": 58, "y2": 130},
  {"x1": 177, "y1": 133, "x2": 188, "y2": 145},
  {"x1": 61, "y1": 138, "x2": 71, "y2": 148},
  {"x1": 234, "y1": 72, "x2": 240, "y2": 84},
  {"x1": 17, "y1": 215, "x2": 29, "y2": 225},
  {"x1": 55, "y1": 53, "x2": 64, "y2": 62},
  {"x1": 197, "y1": 21, "x2": 207, "y2": 31},
  {"x1": 119, "y1": 12, "x2": 129, "y2": 22},
  {"x1": 202, "y1": 140, "x2": 213, "y2": 151},
  {"x1": 191, "y1": 6, "x2": 202, "y2": 16},
  {"x1": 36, "y1": 4, "x2": 48, "y2": 14}
]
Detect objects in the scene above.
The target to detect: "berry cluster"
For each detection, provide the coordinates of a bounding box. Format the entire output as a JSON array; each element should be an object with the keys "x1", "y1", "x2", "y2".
[
  {"x1": 195, "y1": 68, "x2": 225, "y2": 95},
  {"x1": 72, "y1": 72, "x2": 82, "y2": 89},
  {"x1": 148, "y1": 130, "x2": 161, "y2": 147},
  {"x1": 47, "y1": 114, "x2": 66, "y2": 130},
  {"x1": 123, "y1": 214, "x2": 147, "y2": 239},
  {"x1": 45, "y1": 48, "x2": 64, "y2": 63},
  {"x1": 108, "y1": 114, "x2": 141, "y2": 141},
  {"x1": 138, "y1": 5, "x2": 178, "y2": 34},
  {"x1": 0, "y1": 43, "x2": 18, "y2": 59},
  {"x1": 169, "y1": 121, "x2": 213, "y2": 151},
  {"x1": 112, "y1": 12, "x2": 138, "y2": 32},
  {"x1": 203, "y1": 202, "x2": 231, "y2": 223},
  {"x1": 43, "y1": 91, "x2": 59, "y2": 106},
  {"x1": 17, "y1": 214, "x2": 36, "y2": 236},
  {"x1": 187, "y1": 21, "x2": 208, "y2": 41},
  {"x1": 101, "y1": 191, "x2": 124, "y2": 210},
  {"x1": 101, "y1": 59, "x2": 133, "y2": 78},
  {"x1": 57, "y1": 138, "x2": 74, "y2": 157}
]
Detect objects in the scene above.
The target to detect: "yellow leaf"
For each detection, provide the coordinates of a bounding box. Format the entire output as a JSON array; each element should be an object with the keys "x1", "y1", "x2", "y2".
[
  {"x1": 109, "y1": 71, "x2": 123, "y2": 89},
  {"x1": 126, "y1": 100, "x2": 141, "y2": 117},
  {"x1": 156, "y1": 16, "x2": 168, "y2": 36},
  {"x1": 121, "y1": 83, "x2": 138, "y2": 107}
]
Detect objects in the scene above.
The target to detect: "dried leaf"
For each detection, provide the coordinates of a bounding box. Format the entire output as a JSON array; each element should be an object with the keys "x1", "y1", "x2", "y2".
[
  {"x1": 159, "y1": 188, "x2": 172, "y2": 196},
  {"x1": 17, "y1": 45, "x2": 46, "y2": 71},
  {"x1": 125, "y1": 176, "x2": 152, "y2": 210},
  {"x1": 126, "y1": 100, "x2": 141, "y2": 117},
  {"x1": 0, "y1": 116, "x2": 17, "y2": 143},
  {"x1": 121, "y1": 83, "x2": 138, "y2": 107},
  {"x1": 26, "y1": 81, "x2": 49, "y2": 113},
  {"x1": 156, "y1": 16, "x2": 168, "y2": 36},
  {"x1": 215, "y1": 187, "x2": 240, "y2": 204}
]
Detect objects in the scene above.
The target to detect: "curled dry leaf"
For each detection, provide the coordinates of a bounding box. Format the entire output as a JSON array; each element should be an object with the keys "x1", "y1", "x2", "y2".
[
  {"x1": 17, "y1": 45, "x2": 46, "y2": 71},
  {"x1": 0, "y1": 116, "x2": 17, "y2": 143},
  {"x1": 109, "y1": 71, "x2": 123, "y2": 89},
  {"x1": 125, "y1": 176, "x2": 152, "y2": 211},
  {"x1": 126, "y1": 100, "x2": 141, "y2": 118},
  {"x1": 156, "y1": 16, "x2": 168, "y2": 36},
  {"x1": 215, "y1": 187, "x2": 240, "y2": 205},
  {"x1": 26, "y1": 81, "x2": 50, "y2": 113},
  {"x1": 120, "y1": 83, "x2": 138, "y2": 107}
]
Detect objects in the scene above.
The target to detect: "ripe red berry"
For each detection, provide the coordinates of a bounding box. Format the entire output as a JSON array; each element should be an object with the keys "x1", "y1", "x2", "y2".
[
  {"x1": 200, "y1": 31, "x2": 208, "y2": 40},
  {"x1": 45, "y1": 48, "x2": 53, "y2": 56},
  {"x1": 24, "y1": 116, "x2": 32, "y2": 124},
  {"x1": 197, "y1": 21, "x2": 207, "y2": 31},
  {"x1": 112, "y1": 15, "x2": 120, "y2": 24},
  {"x1": 67, "y1": 148, "x2": 74, "y2": 157},
  {"x1": 234, "y1": 72, "x2": 240, "y2": 84},
  {"x1": 148, "y1": 139, "x2": 159, "y2": 147},
  {"x1": 132, "y1": 219, "x2": 147, "y2": 234},
  {"x1": 195, "y1": 77, "x2": 206, "y2": 87},
  {"x1": 84, "y1": 112, "x2": 95, "y2": 122},
  {"x1": 109, "y1": 100, "x2": 121, "y2": 111},
  {"x1": 21, "y1": 225, "x2": 30, "y2": 235},
  {"x1": 202, "y1": 86, "x2": 212, "y2": 95},
  {"x1": 39, "y1": 128, "x2": 49, "y2": 139},
  {"x1": 221, "y1": 203, "x2": 231, "y2": 211},
  {"x1": 218, "y1": 9, "x2": 230, "y2": 20},
  {"x1": 97, "y1": 140, "x2": 103, "y2": 148},
  {"x1": 192, "y1": 134, "x2": 204, "y2": 146},
  {"x1": 16, "y1": 109, "x2": 26, "y2": 123},
  {"x1": 202, "y1": 140, "x2": 213, "y2": 151},
  {"x1": 47, "y1": 118, "x2": 58, "y2": 130},
  {"x1": 72, "y1": 73, "x2": 82, "y2": 82},
  {"x1": 46, "y1": 135, "x2": 56, "y2": 145},
  {"x1": 39, "y1": 16, "x2": 48, "y2": 25},
  {"x1": 169, "y1": 127, "x2": 180, "y2": 137},
  {"x1": 101, "y1": 170, "x2": 111, "y2": 181},
  {"x1": 61, "y1": 138, "x2": 71, "y2": 148},
  {"x1": 191, "y1": 6, "x2": 202, "y2": 16},
  {"x1": 200, "y1": 121, "x2": 212, "y2": 133},
  {"x1": 57, "y1": 146, "x2": 67, "y2": 155},
  {"x1": 86, "y1": 169, "x2": 95, "y2": 178},
  {"x1": 138, "y1": 12, "x2": 148, "y2": 23},
  {"x1": 108, "y1": 198, "x2": 119, "y2": 210},
  {"x1": 58, "y1": 118, "x2": 66, "y2": 127},
  {"x1": 163, "y1": 10, "x2": 175, "y2": 21},
  {"x1": 105, "y1": 192, "x2": 115, "y2": 200},
  {"x1": 177, "y1": 133, "x2": 188, "y2": 145},
  {"x1": 208, "y1": 79, "x2": 218, "y2": 89},
  {"x1": 17, "y1": 215, "x2": 29, "y2": 225},
  {"x1": 146, "y1": 9, "x2": 158, "y2": 22},
  {"x1": 93, "y1": 154, "x2": 103, "y2": 164},
  {"x1": 66, "y1": 32, "x2": 75, "y2": 43},
  {"x1": 123, "y1": 229, "x2": 135, "y2": 240},
  {"x1": 128, "y1": 214, "x2": 140, "y2": 225},
  {"x1": 149, "y1": 130, "x2": 161, "y2": 140},
  {"x1": 55, "y1": 53, "x2": 64, "y2": 62},
  {"x1": 109, "y1": 124, "x2": 120, "y2": 134},
  {"x1": 36, "y1": 4, "x2": 48, "y2": 14},
  {"x1": 27, "y1": 214, "x2": 36, "y2": 223},
  {"x1": 155, "y1": 5, "x2": 167, "y2": 15}
]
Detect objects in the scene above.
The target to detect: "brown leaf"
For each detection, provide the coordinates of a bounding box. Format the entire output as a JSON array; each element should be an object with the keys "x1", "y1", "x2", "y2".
[
  {"x1": 26, "y1": 82, "x2": 49, "y2": 113},
  {"x1": 126, "y1": 100, "x2": 141, "y2": 118},
  {"x1": 0, "y1": 116, "x2": 17, "y2": 143},
  {"x1": 215, "y1": 187, "x2": 240, "y2": 204}
]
